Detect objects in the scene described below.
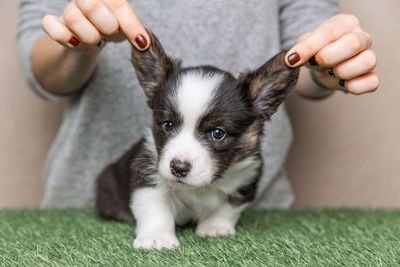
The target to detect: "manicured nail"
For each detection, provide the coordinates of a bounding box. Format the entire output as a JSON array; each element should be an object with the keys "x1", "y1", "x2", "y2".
[
  {"x1": 68, "y1": 36, "x2": 80, "y2": 47},
  {"x1": 339, "y1": 79, "x2": 345, "y2": 87},
  {"x1": 328, "y1": 68, "x2": 335, "y2": 76},
  {"x1": 309, "y1": 56, "x2": 319, "y2": 66},
  {"x1": 135, "y1": 34, "x2": 148, "y2": 49},
  {"x1": 287, "y1": 53, "x2": 300, "y2": 65}
]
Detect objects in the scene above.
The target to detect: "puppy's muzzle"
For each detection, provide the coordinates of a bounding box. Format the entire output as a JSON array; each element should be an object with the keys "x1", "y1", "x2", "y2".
[{"x1": 170, "y1": 159, "x2": 191, "y2": 178}]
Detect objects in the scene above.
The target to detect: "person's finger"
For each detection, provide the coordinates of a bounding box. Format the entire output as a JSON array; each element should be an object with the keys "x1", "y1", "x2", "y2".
[
  {"x1": 62, "y1": 1, "x2": 102, "y2": 45},
  {"x1": 314, "y1": 30, "x2": 372, "y2": 67},
  {"x1": 333, "y1": 49, "x2": 377, "y2": 80},
  {"x1": 285, "y1": 14, "x2": 360, "y2": 67},
  {"x1": 102, "y1": 0, "x2": 150, "y2": 50},
  {"x1": 42, "y1": 15, "x2": 79, "y2": 48},
  {"x1": 344, "y1": 72, "x2": 379, "y2": 95},
  {"x1": 296, "y1": 32, "x2": 311, "y2": 43},
  {"x1": 75, "y1": 0, "x2": 119, "y2": 35}
]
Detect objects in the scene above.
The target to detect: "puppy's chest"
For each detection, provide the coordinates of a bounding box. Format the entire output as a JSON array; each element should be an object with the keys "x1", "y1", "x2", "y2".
[
  {"x1": 165, "y1": 156, "x2": 261, "y2": 224},
  {"x1": 168, "y1": 187, "x2": 224, "y2": 225}
]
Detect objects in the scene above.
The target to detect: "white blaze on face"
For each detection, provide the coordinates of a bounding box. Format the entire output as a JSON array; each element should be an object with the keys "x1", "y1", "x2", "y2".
[{"x1": 159, "y1": 71, "x2": 224, "y2": 186}]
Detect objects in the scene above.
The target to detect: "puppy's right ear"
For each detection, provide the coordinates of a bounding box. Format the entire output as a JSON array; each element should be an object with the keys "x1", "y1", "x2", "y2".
[{"x1": 131, "y1": 30, "x2": 178, "y2": 107}]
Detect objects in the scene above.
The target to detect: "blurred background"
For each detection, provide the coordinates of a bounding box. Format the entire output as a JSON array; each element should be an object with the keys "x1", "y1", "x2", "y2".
[{"x1": 1, "y1": 0, "x2": 399, "y2": 208}]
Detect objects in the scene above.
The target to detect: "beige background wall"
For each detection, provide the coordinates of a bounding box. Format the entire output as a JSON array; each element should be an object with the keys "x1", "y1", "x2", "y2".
[
  {"x1": 0, "y1": 1, "x2": 64, "y2": 207},
  {"x1": 1, "y1": 1, "x2": 399, "y2": 208},
  {"x1": 285, "y1": 1, "x2": 400, "y2": 207}
]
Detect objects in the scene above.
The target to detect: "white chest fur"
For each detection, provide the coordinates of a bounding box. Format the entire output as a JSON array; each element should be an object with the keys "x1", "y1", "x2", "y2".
[
  {"x1": 162, "y1": 156, "x2": 261, "y2": 225},
  {"x1": 130, "y1": 156, "x2": 261, "y2": 249}
]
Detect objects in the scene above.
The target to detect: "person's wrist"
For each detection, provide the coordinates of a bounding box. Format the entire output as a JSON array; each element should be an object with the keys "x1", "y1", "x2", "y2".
[
  {"x1": 308, "y1": 68, "x2": 330, "y2": 90},
  {"x1": 295, "y1": 66, "x2": 334, "y2": 100}
]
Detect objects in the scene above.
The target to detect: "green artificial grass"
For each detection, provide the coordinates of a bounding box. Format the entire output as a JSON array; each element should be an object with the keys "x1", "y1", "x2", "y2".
[{"x1": 1, "y1": 209, "x2": 400, "y2": 266}]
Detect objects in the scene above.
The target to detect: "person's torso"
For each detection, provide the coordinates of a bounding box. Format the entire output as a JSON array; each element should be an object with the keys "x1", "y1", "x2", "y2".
[{"x1": 42, "y1": 0, "x2": 292, "y2": 207}]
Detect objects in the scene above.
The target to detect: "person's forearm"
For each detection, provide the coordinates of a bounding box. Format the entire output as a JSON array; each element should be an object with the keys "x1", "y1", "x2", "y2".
[
  {"x1": 294, "y1": 66, "x2": 334, "y2": 99},
  {"x1": 31, "y1": 35, "x2": 100, "y2": 95}
]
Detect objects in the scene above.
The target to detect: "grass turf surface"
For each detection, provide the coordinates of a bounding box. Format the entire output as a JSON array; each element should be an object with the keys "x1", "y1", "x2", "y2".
[{"x1": 1, "y1": 209, "x2": 400, "y2": 266}]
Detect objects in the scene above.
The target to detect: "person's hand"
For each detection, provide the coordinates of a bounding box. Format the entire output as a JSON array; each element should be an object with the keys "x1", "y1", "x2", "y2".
[
  {"x1": 41, "y1": 0, "x2": 150, "y2": 52},
  {"x1": 285, "y1": 14, "x2": 379, "y2": 95}
]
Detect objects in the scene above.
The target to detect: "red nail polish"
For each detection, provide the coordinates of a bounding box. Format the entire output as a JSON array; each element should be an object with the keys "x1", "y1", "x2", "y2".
[
  {"x1": 68, "y1": 36, "x2": 80, "y2": 47},
  {"x1": 288, "y1": 53, "x2": 300, "y2": 65},
  {"x1": 135, "y1": 34, "x2": 148, "y2": 49},
  {"x1": 309, "y1": 56, "x2": 319, "y2": 66}
]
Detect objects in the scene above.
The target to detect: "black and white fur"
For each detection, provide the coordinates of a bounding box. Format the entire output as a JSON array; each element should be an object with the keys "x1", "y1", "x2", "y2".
[{"x1": 95, "y1": 31, "x2": 299, "y2": 250}]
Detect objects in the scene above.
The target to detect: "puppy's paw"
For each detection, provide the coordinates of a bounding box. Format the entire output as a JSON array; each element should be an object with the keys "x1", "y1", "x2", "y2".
[
  {"x1": 195, "y1": 221, "x2": 236, "y2": 237},
  {"x1": 133, "y1": 233, "x2": 180, "y2": 250}
]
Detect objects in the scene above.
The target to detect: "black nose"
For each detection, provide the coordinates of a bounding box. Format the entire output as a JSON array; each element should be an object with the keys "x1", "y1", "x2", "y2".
[{"x1": 170, "y1": 159, "x2": 191, "y2": 178}]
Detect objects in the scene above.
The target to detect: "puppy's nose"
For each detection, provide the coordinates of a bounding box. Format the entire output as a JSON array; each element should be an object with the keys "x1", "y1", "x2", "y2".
[{"x1": 170, "y1": 159, "x2": 191, "y2": 178}]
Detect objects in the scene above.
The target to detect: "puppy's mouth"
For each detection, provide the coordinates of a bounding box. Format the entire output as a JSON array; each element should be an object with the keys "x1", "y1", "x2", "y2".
[
  {"x1": 170, "y1": 175, "x2": 220, "y2": 189},
  {"x1": 174, "y1": 178, "x2": 198, "y2": 187},
  {"x1": 176, "y1": 178, "x2": 185, "y2": 184},
  {"x1": 167, "y1": 177, "x2": 211, "y2": 189},
  {"x1": 159, "y1": 160, "x2": 216, "y2": 188}
]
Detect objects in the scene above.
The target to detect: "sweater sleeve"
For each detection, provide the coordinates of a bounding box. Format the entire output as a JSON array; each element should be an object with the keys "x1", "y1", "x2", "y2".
[
  {"x1": 17, "y1": 0, "x2": 69, "y2": 100},
  {"x1": 279, "y1": 0, "x2": 339, "y2": 50}
]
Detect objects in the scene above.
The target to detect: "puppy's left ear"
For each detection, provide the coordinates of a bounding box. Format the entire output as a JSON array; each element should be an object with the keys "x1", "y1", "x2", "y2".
[
  {"x1": 240, "y1": 51, "x2": 299, "y2": 119},
  {"x1": 131, "y1": 30, "x2": 179, "y2": 107}
]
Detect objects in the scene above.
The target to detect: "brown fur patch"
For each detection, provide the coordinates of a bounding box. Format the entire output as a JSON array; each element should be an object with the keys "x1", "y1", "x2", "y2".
[{"x1": 232, "y1": 121, "x2": 262, "y2": 163}]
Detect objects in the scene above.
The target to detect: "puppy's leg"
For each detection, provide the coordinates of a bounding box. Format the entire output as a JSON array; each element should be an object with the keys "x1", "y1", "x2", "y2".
[
  {"x1": 131, "y1": 187, "x2": 179, "y2": 250},
  {"x1": 96, "y1": 140, "x2": 146, "y2": 223},
  {"x1": 195, "y1": 203, "x2": 247, "y2": 237},
  {"x1": 95, "y1": 164, "x2": 134, "y2": 223}
]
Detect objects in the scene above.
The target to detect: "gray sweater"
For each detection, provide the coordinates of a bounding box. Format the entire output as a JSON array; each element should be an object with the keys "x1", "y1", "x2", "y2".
[{"x1": 18, "y1": 0, "x2": 337, "y2": 208}]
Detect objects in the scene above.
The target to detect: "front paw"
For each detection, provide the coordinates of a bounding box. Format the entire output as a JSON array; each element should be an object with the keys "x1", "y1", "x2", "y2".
[
  {"x1": 195, "y1": 221, "x2": 236, "y2": 237},
  {"x1": 133, "y1": 232, "x2": 180, "y2": 250}
]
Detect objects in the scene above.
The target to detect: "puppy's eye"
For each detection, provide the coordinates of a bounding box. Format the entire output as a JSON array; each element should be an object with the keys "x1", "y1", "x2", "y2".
[
  {"x1": 162, "y1": 121, "x2": 174, "y2": 131},
  {"x1": 211, "y1": 128, "x2": 225, "y2": 140}
]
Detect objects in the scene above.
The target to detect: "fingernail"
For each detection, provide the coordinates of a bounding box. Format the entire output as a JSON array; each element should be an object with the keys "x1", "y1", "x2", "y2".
[
  {"x1": 339, "y1": 79, "x2": 345, "y2": 87},
  {"x1": 328, "y1": 68, "x2": 335, "y2": 76},
  {"x1": 309, "y1": 56, "x2": 319, "y2": 66},
  {"x1": 287, "y1": 53, "x2": 300, "y2": 65},
  {"x1": 68, "y1": 36, "x2": 80, "y2": 47},
  {"x1": 135, "y1": 34, "x2": 148, "y2": 49}
]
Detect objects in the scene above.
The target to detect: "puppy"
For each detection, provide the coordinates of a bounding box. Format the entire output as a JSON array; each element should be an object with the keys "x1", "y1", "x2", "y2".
[{"x1": 95, "y1": 31, "x2": 299, "y2": 250}]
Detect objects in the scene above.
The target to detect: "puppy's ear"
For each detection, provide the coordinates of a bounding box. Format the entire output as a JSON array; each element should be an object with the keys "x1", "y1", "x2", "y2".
[
  {"x1": 131, "y1": 30, "x2": 178, "y2": 107},
  {"x1": 240, "y1": 51, "x2": 299, "y2": 119}
]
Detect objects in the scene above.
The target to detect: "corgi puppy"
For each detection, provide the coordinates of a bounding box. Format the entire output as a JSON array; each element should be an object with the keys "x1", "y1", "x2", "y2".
[{"x1": 96, "y1": 31, "x2": 299, "y2": 250}]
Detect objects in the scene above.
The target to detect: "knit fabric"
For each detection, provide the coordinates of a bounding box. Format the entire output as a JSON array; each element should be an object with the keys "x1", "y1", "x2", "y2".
[{"x1": 17, "y1": 0, "x2": 337, "y2": 207}]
